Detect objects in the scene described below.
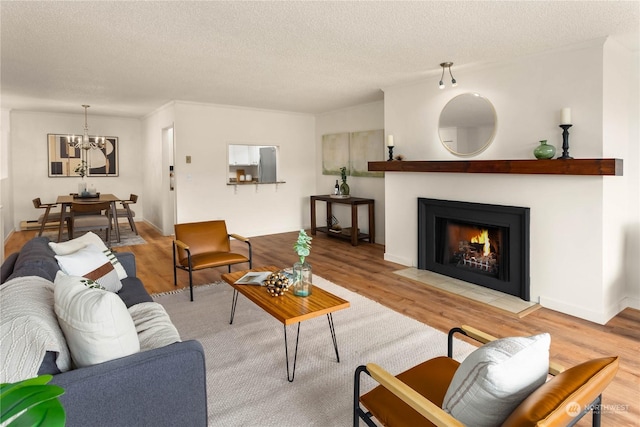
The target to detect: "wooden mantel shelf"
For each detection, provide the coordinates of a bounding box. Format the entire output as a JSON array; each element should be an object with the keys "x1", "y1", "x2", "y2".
[{"x1": 368, "y1": 158, "x2": 623, "y2": 176}]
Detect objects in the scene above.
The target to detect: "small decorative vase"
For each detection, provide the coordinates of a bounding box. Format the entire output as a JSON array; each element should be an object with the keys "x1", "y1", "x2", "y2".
[
  {"x1": 534, "y1": 140, "x2": 556, "y2": 160},
  {"x1": 78, "y1": 182, "x2": 87, "y2": 195},
  {"x1": 292, "y1": 261, "x2": 312, "y2": 297},
  {"x1": 339, "y1": 181, "x2": 350, "y2": 196}
]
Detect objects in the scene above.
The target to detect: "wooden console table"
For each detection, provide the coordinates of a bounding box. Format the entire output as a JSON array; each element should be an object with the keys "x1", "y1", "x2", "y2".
[{"x1": 310, "y1": 195, "x2": 375, "y2": 246}]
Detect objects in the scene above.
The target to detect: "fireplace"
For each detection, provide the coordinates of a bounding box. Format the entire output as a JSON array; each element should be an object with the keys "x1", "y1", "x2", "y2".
[{"x1": 418, "y1": 198, "x2": 530, "y2": 300}]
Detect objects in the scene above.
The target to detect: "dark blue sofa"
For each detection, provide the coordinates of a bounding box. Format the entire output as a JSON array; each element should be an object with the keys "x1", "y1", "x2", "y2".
[{"x1": 1, "y1": 237, "x2": 208, "y2": 427}]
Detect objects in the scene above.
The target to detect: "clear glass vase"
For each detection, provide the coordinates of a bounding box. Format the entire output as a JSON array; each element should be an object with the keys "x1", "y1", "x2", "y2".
[{"x1": 292, "y1": 261, "x2": 312, "y2": 297}]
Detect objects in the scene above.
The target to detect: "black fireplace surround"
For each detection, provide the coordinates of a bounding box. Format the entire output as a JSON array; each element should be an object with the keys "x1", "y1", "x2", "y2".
[{"x1": 418, "y1": 198, "x2": 530, "y2": 300}]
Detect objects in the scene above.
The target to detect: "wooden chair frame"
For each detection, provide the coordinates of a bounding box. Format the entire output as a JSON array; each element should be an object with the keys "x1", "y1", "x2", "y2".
[
  {"x1": 354, "y1": 326, "x2": 615, "y2": 427},
  {"x1": 114, "y1": 194, "x2": 138, "y2": 234},
  {"x1": 32, "y1": 198, "x2": 67, "y2": 236}
]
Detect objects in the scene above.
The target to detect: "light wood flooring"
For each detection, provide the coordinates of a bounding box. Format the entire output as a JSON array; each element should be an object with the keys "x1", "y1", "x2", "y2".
[{"x1": 5, "y1": 222, "x2": 639, "y2": 426}]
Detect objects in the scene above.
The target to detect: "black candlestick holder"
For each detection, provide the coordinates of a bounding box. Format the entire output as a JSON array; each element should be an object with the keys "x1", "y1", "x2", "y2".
[
  {"x1": 558, "y1": 124, "x2": 573, "y2": 159},
  {"x1": 387, "y1": 146, "x2": 394, "y2": 161}
]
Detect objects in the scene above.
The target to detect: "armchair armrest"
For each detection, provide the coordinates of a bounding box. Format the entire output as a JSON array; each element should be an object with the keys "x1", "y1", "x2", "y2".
[
  {"x1": 229, "y1": 234, "x2": 252, "y2": 268},
  {"x1": 365, "y1": 363, "x2": 464, "y2": 427},
  {"x1": 174, "y1": 239, "x2": 190, "y2": 251},
  {"x1": 229, "y1": 233, "x2": 249, "y2": 242},
  {"x1": 460, "y1": 324, "x2": 498, "y2": 344}
]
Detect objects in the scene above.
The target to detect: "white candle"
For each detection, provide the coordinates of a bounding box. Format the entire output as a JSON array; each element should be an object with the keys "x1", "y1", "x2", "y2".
[
  {"x1": 560, "y1": 108, "x2": 571, "y2": 124},
  {"x1": 387, "y1": 135, "x2": 394, "y2": 147}
]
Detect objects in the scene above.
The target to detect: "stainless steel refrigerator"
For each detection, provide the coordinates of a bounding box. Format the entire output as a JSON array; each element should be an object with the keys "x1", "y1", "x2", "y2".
[{"x1": 258, "y1": 146, "x2": 277, "y2": 183}]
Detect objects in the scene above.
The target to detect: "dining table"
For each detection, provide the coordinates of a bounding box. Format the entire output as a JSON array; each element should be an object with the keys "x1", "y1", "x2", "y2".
[{"x1": 55, "y1": 193, "x2": 121, "y2": 243}]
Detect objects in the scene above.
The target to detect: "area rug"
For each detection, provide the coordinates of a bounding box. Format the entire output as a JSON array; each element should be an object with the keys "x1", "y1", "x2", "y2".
[
  {"x1": 152, "y1": 276, "x2": 477, "y2": 426},
  {"x1": 42, "y1": 228, "x2": 146, "y2": 248}
]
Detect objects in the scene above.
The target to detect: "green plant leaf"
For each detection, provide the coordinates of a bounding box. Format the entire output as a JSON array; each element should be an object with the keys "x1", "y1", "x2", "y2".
[
  {"x1": 1, "y1": 376, "x2": 53, "y2": 396},
  {"x1": 1, "y1": 375, "x2": 65, "y2": 427},
  {"x1": 7, "y1": 398, "x2": 65, "y2": 427},
  {"x1": 293, "y1": 229, "x2": 312, "y2": 258}
]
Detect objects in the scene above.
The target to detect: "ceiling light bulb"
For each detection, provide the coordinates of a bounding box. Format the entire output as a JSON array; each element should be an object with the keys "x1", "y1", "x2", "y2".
[
  {"x1": 439, "y1": 80, "x2": 445, "y2": 89},
  {"x1": 451, "y1": 78, "x2": 457, "y2": 87}
]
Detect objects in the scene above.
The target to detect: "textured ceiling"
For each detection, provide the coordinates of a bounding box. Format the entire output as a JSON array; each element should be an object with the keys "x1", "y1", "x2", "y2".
[{"x1": 1, "y1": 1, "x2": 638, "y2": 117}]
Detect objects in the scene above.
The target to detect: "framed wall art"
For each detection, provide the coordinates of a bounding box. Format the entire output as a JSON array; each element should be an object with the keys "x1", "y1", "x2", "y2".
[
  {"x1": 322, "y1": 132, "x2": 350, "y2": 176},
  {"x1": 47, "y1": 134, "x2": 119, "y2": 177},
  {"x1": 321, "y1": 129, "x2": 384, "y2": 178},
  {"x1": 349, "y1": 129, "x2": 384, "y2": 177}
]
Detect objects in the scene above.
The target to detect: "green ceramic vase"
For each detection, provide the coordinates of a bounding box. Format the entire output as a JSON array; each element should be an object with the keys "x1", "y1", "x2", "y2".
[
  {"x1": 534, "y1": 140, "x2": 556, "y2": 160},
  {"x1": 340, "y1": 181, "x2": 350, "y2": 196}
]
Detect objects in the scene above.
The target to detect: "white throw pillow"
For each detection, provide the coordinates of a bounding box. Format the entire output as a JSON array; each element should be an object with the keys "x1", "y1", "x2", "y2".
[
  {"x1": 442, "y1": 333, "x2": 550, "y2": 427},
  {"x1": 55, "y1": 244, "x2": 122, "y2": 293},
  {"x1": 53, "y1": 272, "x2": 140, "y2": 368},
  {"x1": 49, "y1": 232, "x2": 128, "y2": 280}
]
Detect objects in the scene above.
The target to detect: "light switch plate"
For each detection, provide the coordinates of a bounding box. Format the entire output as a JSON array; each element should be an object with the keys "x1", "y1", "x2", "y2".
[{"x1": 186, "y1": 155, "x2": 191, "y2": 163}]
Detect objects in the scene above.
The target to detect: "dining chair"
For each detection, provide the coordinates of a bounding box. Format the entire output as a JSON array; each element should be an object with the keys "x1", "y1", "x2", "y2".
[
  {"x1": 69, "y1": 201, "x2": 113, "y2": 242},
  {"x1": 112, "y1": 194, "x2": 138, "y2": 234},
  {"x1": 33, "y1": 198, "x2": 68, "y2": 237},
  {"x1": 173, "y1": 220, "x2": 252, "y2": 301}
]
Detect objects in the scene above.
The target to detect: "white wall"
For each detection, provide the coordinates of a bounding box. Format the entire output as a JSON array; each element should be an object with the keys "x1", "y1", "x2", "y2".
[
  {"x1": 602, "y1": 38, "x2": 638, "y2": 317},
  {"x1": 1, "y1": 109, "x2": 13, "y2": 250},
  {"x1": 315, "y1": 101, "x2": 385, "y2": 243},
  {"x1": 9, "y1": 110, "x2": 143, "y2": 230},
  {"x1": 382, "y1": 38, "x2": 638, "y2": 324},
  {"x1": 141, "y1": 102, "x2": 175, "y2": 235},
  {"x1": 165, "y1": 101, "x2": 316, "y2": 237}
]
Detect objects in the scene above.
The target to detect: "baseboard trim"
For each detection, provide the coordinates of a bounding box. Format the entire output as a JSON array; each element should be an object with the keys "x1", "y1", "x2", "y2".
[{"x1": 539, "y1": 296, "x2": 618, "y2": 325}]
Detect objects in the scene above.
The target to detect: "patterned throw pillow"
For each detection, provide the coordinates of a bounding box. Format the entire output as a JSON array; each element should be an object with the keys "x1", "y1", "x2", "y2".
[
  {"x1": 442, "y1": 333, "x2": 550, "y2": 427},
  {"x1": 49, "y1": 232, "x2": 128, "y2": 280},
  {"x1": 77, "y1": 277, "x2": 106, "y2": 290},
  {"x1": 54, "y1": 244, "x2": 122, "y2": 293}
]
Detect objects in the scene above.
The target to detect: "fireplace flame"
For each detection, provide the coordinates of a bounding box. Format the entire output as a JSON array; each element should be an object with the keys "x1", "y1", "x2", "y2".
[{"x1": 470, "y1": 229, "x2": 491, "y2": 256}]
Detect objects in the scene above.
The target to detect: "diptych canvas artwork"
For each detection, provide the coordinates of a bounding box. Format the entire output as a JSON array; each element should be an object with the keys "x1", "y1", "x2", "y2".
[
  {"x1": 322, "y1": 129, "x2": 384, "y2": 178},
  {"x1": 47, "y1": 134, "x2": 119, "y2": 177}
]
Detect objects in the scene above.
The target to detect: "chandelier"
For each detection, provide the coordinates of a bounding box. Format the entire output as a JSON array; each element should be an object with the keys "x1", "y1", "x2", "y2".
[{"x1": 67, "y1": 105, "x2": 105, "y2": 150}]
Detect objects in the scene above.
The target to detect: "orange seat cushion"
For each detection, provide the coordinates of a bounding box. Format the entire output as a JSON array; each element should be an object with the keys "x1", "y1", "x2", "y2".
[
  {"x1": 179, "y1": 251, "x2": 249, "y2": 270},
  {"x1": 501, "y1": 356, "x2": 619, "y2": 427},
  {"x1": 360, "y1": 356, "x2": 460, "y2": 427}
]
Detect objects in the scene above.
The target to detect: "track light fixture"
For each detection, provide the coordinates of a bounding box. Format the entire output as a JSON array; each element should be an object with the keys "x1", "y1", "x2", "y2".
[{"x1": 439, "y1": 62, "x2": 457, "y2": 89}]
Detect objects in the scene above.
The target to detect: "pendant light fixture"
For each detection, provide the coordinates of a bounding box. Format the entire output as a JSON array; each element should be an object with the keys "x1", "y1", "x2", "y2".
[{"x1": 438, "y1": 62, "x2": 457, "y2": 89}]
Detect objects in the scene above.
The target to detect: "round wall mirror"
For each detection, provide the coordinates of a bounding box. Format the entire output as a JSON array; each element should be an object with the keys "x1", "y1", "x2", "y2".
[{"x1": 438, "y1": 93, "x2": 497, "y2": 156}]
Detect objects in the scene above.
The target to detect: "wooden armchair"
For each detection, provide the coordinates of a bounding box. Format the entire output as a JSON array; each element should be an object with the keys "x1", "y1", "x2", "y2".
[
  {"x1": 354, "y1": 326, "x2": 619, "y2": 427},
  {"x1": 113, "y1": 194, "x2": 138, "y2": 234},
  {"x1": 173, "y1": 220, "x2": 252, "y2": 301},
  {"x1": 33, "y1": 197, "x2": 67, "y2": 237}
]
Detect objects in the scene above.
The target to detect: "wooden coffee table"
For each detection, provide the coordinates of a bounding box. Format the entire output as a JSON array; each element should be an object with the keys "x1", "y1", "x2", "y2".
[{"x1": 221, "y1": 265, "x2": 350, "y2": 382}]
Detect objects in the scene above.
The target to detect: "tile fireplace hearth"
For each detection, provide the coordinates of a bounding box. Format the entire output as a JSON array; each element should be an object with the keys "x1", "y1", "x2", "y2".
[{"x1": 395, "y1": 267, "x2": 539, "y2": 317}]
